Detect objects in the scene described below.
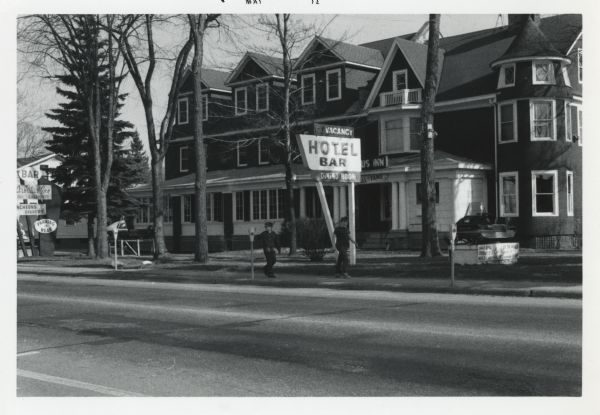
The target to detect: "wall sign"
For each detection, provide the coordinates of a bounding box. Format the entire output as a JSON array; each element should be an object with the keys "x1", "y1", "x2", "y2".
[
  {"x1": 361, "y1": 156, "x2": 388, "y2": 170},
  {"x1": 34, "y1": 219, "x2": 57, "y2": 233},
  {"x1": 17, "y1": 203, "x2": 46, "y2": 216},
  {"x1": 18, "y1": 168, "x2": 41, "y2": 181},
  {"x1": 311, "y1": 171, "x2": 361, "y2": 183},
  {"x1": 298, "y1": 134, "x2": 362, "y2": 174},
  {"x1": 17, "y1": 184, "x2": 52, "y2": 200},
  {"x1": 314, "y1": 123, "x2": 354, "y2": 138}
]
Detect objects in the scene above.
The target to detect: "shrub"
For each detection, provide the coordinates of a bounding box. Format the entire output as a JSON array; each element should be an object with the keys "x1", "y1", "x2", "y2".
[{"x1": 295, "y1": 217, "x2": 330, "y2": 261}]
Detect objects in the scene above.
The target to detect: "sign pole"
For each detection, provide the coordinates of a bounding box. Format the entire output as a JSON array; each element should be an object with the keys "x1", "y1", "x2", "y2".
[
  {"x1": 349, "y1": 182, "x2": 356, "y2": 265},
  {"x1": 114, "y1": 232, "x2": 118, "y2": 270},
  {"x1": 315, "y1": 180, "x2": 336, "y2": 250},
  {"x1": 17, "y1": 219, "x2": 28, "y2": 257},
  {"x1": 450, "y1": 224, "x2": 457, "y2": 287},
  {"x1": 249, "y1": 228, "x2": 255, "y2": 280}
]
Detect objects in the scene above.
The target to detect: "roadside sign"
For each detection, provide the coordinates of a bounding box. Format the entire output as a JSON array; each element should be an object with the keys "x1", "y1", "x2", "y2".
[
  {"x1": 314, "y1": 123, "x2": 354, "y2": 138},
  {"x1": 34, "y1": 219, "x2": 57, "y2": 233},
  {"x1": 297, "y1": 134, "x2": 362, "y2": 174},
  {"x1": 18, "y1": 168, "x2": 41, "y2": 181},
  {"x1": 17, "y1": 184, "x2": 52, "y2": 200},
  {"x1": 17, "y1": 203, "x2": 46, "y2": 216},
  {"x1": 311, "y1": 171, "x2": 361, "y2": 183}
]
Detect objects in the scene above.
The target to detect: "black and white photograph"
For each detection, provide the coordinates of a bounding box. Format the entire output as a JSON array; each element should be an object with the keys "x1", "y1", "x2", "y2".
[{"x1": 5, "y1": 0, "x2": 598, "y2": 413}]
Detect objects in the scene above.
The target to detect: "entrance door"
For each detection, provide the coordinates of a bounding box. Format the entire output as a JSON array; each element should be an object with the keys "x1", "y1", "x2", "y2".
[{"x1": 355, "y1": 183, "x2": 391, "y2": 232}]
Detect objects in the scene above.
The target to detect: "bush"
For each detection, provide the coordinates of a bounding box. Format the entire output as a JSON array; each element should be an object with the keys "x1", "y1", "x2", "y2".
[{"x1": 295, "y1": 218, "x2": 330, "y2": 261}]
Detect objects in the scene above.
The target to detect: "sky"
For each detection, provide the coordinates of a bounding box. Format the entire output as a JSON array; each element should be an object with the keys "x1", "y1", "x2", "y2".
[{"x1": 17, "y1": 14, "x2": 506, "y2": 153}]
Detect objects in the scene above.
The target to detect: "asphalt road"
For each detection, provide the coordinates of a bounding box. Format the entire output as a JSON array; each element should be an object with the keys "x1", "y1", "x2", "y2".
[{"x1": 16, "y1": 274, "x2": 582, "y2": 397}]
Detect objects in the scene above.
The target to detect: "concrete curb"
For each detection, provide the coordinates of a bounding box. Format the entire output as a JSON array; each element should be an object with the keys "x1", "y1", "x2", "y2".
[{"x1": 17, "y1": 267, "x2": 582, "y2": 299}]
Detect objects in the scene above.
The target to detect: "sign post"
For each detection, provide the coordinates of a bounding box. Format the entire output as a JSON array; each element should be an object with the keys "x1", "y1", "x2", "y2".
[
  {"x1": 348, "y1": 182, "x2": 357, "y2": 265},
  {"x1": 450, "y1": 224, "x2": 457, "y2": 287},
  {"x1": 249, "y1": 227, "x2": 255, "y2": 280},
  {"x1": 107, "y1": 219, "x2": 127, "y2": 270}
]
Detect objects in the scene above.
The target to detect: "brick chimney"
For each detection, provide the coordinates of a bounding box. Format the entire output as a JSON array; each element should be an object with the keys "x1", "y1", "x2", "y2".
[{"x1": 508, "y1": 14, "x2": 541, "y2": 27}]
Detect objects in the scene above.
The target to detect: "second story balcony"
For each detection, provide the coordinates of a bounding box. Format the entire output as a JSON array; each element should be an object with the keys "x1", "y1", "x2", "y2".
[{"x1": 379, "y1": 88, "x2": 422, "y2": 107}]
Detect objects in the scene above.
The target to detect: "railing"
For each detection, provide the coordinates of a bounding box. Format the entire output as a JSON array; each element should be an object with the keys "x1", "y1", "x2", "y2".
[{"x1": 379, "y1": 89, "x2": 422, "y2": 107}]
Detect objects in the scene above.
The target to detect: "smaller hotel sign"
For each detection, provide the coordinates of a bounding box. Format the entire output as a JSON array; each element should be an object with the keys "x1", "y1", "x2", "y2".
[
  {"x1": 314, "y1": 123, "x2": 354, "y2": 138},
  {"x1": 298, "y1": 134, "x2": 362, "y2": 173}
]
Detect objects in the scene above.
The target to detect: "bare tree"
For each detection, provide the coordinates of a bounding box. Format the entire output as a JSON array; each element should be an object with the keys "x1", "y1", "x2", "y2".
[
  {"x1": 188, "y1": 14, "x2": 220, "y2": 263},
  {"x1": 420, "y1": 14, "x2": 442, "y2": 257},
  {"x1": 115, "y1": 15, "x2": 194, "y2": 259}
]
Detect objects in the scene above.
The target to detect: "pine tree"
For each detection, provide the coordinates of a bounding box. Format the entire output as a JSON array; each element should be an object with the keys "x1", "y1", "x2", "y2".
[{"x1": 124, "y1": 130, "x2": 150, "y2": 185}]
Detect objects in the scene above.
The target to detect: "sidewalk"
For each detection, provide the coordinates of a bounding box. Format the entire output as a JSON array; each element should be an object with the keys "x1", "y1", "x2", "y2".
[{"x1": 17, "y1": 249, "x2": 582, "y2": 299}]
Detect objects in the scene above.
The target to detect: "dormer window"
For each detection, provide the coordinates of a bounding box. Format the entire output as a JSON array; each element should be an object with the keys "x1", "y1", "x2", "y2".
[
  {"x1": 392, "y1": 70, "x2": 408, "y2": 91},
  {"x1": 532, "y1": 60, "x2": 555, "y2": 85},
  {"x1": 326, "y1": 68, "x2": 342, "y2": 101},
  {"x1": 301, "y1": 74, "x2": 315, "y2": 105},
  {"x1": 177, "y1": 97, "x2": 189, "y2": 124},
  {"x1": 498, "y1": 63, "x2": 515, "y2": 88},
  {"x1": 256, "y1": 84, "x2": 269, "y2": 112},
  {"x1": 235, "y1": 87, "x2": 248, "y2": 115}
]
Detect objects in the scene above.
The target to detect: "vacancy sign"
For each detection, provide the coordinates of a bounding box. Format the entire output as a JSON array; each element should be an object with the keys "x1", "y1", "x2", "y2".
[
  {"x1": 17, "y1": 184, "x2": 52, "y2": 200},
  {"x1": 17, "y1": 203, "x2": 46, "y2": 216},
  {"x1": 298, "y1": 134, "x2": 362, "y2": 173}
]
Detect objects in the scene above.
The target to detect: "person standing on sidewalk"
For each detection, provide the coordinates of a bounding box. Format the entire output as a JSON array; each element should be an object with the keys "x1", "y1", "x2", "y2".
[
  {"x1": 259, "y1": 222, "x2": 280, "y2": 278},
  {"x1": 334, "y1": 217, "x2": 355, "y2": 278}
]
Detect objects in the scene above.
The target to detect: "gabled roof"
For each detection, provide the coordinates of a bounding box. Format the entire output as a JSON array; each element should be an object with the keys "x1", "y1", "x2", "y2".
[
  {"x1": 17, "y1": 153, "x2": 57, "y2": 169},
  {"x1": 293, "y1": 36, "x2": 384, "y2": 70},
  {"x1": 225, "y1": 52, "x2": 284, "y2": 85},
  {"x1": 491, "y1": 16, "x2": 569, "y2": 67},
  {"x1": 363, "y1": 37, "x2": 444, "y2": 109},
  {"x1": 180, "y1": 67, "x2": 231, "y2": 92}
]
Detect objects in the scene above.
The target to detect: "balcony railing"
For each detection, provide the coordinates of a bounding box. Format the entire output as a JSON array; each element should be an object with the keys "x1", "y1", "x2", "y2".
[{"x1": 379, "y1": 89, "x2": 422, "y2": 107}]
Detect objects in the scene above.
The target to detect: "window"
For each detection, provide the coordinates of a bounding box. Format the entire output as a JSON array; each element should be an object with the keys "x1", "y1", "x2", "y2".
[
  {"x1": 163, "y1": 196, "x2": 173, "y2": 223},
  {"x1": 205, "y1": 193, "x2": 223, "y2": 222},
  {"x1": 532, "y1": 60, "x2": 555, "y2": 85},
  {"x1": 137, "y1": 197, "x2": 151, "y2": 223},
  {"x1": 409, "y1": 118, "x2": 422, "y2": 151},
  {"x1": 180, "y1": 146, "x2": 190, "y2": 172},
  {"x1": 530, "y1": 100, "x2": 555, "y2": 140},
  {"x1": 566, "y1": 103, "x2": 583, "y2": 143},
  {"x1": 256, "y1": 84, "x2": 269, "y2": 112},
  {"x1": 561, "y1": 66, "x2": 571, "y2": 87},
  {"x1": 499, "y1": 172, "x2": 519, "y2": 217},
  {"x1": 301, "y1": 74, "x2": 315, "y2": 105},
  {"x1": 416, "y1": 182, "x2": 440, "y2": 204},
  {"x1": 383, "y1": 119, "x2": 404, "y2": 153},
  {"x1": 258, "y1": 138, "x2": 269, "y2": 165},
  {"x1": 532, "y1": 170, "x2": 558, "y2": 216},
  {"x1": 577, "y1": 48, "x2": 582, "y2": 84},
  {"x1": 237, "y1": 140, "x2": 249, "y2": 167},
  {"x1": 498, "y1": 64, "x2": 515, "y2": 88},
  {"x1": 183, "y1": 195, "x2": 194, "y2": 223},
  {"x1": 251, "y1": 189, "x2": 285, "y2": 220},
  {"x1": 498, "y1": 102, "x2": 517, "y2": 143},
  {"x1": 177, "y1": 97, "x2": 189, "y2": 124},
  {"x1": 326, "y1": 69, "x2": 341, "y2": 101},
  {"x1": 566, "y1": 171, "x2": 574, "y2": 216},
  {"x1": 202, "y1": 95, "x2": 209, "y2": 121},
  {"x1": 235, "y1": 87, "x2": 247, "y2": 115},
  {"x1": 234, "y1": 191, "x2": 245, "y2": 221},
  {"x1": 392, "y1": 69, "x2": 408, "y2": 91}
]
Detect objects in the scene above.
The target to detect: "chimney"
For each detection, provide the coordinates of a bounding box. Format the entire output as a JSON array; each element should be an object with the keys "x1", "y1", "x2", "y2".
[{"x1": 507, "y1": 14, "x2": 541, "y2": 27}]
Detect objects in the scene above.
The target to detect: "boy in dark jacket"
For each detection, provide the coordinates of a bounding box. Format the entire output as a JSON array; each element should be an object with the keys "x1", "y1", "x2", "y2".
[
  {"x1": 334, "y1": 217, "x2": 355, "y2": 278},
  {"x1": 260, "y1": 222, "x2": 280, "y2": 278}
]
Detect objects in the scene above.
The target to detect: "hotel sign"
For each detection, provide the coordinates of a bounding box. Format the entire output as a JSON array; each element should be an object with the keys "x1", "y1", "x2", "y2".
[
  {"x1": 314, "y1": 123, "x2": 354, "y2": 138},
  {"x1": 298, "y1": 134, "x2": 362, "y2": 173},
  {"x1": 361, "y1": 156, "x2": 388, "y2": 170},
  {"x1": 17, "y1": 184, "x2": 52, "y2": 200}
]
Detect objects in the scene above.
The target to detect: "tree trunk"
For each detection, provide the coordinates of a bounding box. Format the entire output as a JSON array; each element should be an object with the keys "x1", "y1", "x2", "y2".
[
  {"x1": 151, "y1": 154, "x2": 168, "y2": 258},
  {"x1": 87, "y1": 213, "x2": 96, "y2": 257},
  {"x1": 189, "y1": 15, "x2": 209, "y2": 263},
  {"x1": 420, "y1": 14, "x2": 442, "y2": 257}
]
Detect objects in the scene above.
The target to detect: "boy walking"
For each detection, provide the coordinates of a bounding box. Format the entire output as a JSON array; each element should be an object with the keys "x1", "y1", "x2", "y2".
[
  {"x1": 260, "y1": 221, "x2": 280, "y2": 278},
  {"x1": 334, "y1": 217, "x2": 355, "y2": 278}
]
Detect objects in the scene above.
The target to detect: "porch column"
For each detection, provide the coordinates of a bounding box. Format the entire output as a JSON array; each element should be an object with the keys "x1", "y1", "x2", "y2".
[
  {"x1": 398, "y1": 181, "x2": 407, "y2": 230},
  {"x1": 333, "y1": 186, "x2": 340, "y2": 223},
  {"x1": 391, "y1": 182, "x2": 399, "y2": 230},
  {"x1": 339, "y1": 185, "x2": 347, "y2": 218},
  {"x1": 299, "y1": 187, "x2": 306, "y2": 218}
]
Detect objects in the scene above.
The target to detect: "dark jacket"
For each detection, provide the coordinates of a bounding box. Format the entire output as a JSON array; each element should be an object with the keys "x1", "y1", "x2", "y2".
[
  {"x1": 260, "y1": 230, "x2": 280, "y2": 251},
  {"x1": 334, "y1": 226, "x2": 350, "y2": 250}
]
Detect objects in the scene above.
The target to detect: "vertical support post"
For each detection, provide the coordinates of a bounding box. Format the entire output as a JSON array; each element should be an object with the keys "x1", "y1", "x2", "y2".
[
  {"x1": 137, "y1": 239, "x2": 140, "y2": 257},
  {"x1": 333, "y1": 186, "x2": 340, "y2": 224},
  {"x1": 299, "y1": 187, "x2": 306, "y2": 218},
  {"x1": 391, "y1": 182, "x2": 399, "y2": 230},
  {"x1": 339, "y1": 186, "x2": 347, "y2": 218},
  {"x1": 113, "y1": 232, "x2": 118, "y2": 270},
  {"x1": 398, "y1": 181, "x2": 407, "y2": 230},
  {"x1": 450, "y1": 224, "x2": 457, "y2": 287},
  {"x1": 17, "y1": 219, "x2": 28, "y2": 257},
  {"x1": 120, "y1": 239, "x2": 124, "y2": 257},
  {"x1": 315, "y1": 180, "x2": 336, "y2": 250},
  {"x1": 349, "y1": 181, "x2": 356, "y2": 265}
]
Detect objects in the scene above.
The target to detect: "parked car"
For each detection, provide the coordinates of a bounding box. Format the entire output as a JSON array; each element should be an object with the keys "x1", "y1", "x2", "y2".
[{"x1": 454, "y1": 203, "x2": 516, "y2": 245}]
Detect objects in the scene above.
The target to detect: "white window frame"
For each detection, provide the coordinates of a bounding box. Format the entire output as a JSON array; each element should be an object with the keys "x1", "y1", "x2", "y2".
[
  {"x1": 561, "y1": 66, "x2": 571, "y2": 88},
  {"x1": 565, "y1": 102, "x2": 582, "y2": 144},
  {"x1": 237, "y1": 141, "x2": 248, "y2": 167},
  {"x1": 498, "y1": 101, "x2": 518, "y2": 143},
  {"x1": 530, "y1": 99, "x2": 557, "y2": 141},
  {"x1": 234, "y1": 191, "x2": 245, "y2": 222},
  {"x1": 577, "y1": 48, "x2": 582, "y2": 84},
  {"x1": 566, "y1": 171, "x2": 574, "y2": 216},
  {"x1": 258, "y1": 138, "x2": 269, "y2": 165},
  {"x1": 201, "y1": 95, "x2": 209, "y2": 121},
  {"x1": 179, "y1": 146, "x2": 190, "y2": 172},
  {"x1": 392, "y1": 69, "x2": 408, "y2": 91},
  {"x1": 498, "y1": 63, "x2": 516, "y2": 88},
  {"x1": 177, "y1": 97, "x2": 189, "y2": 124},
  {"x1": 183, "y1": 194, "x2": 193, "y2": 223},
  {"x1": 379, "y1": 115, "x2": 420, "y2": 155},
  {"x1": 235, "y1": 87, "x2": 248, "y2": 115},
  {"x1": 250, "y1": 189, "x2": 284, "y2": 220},
  {"x1": 301, "y1": 73, "x2": 316, "y2": 105},
  {"x1": 256, "y1": 83, "x2": 269, "y2": 112},
  {"x1": 325, "y1": 68, "x2": 342, "y2": 101},
  {"x1": 499, "y1": 172, "x2": 519, "y2": 217},
  {"x1": 532, "y1": 60, "x2": 556, "y2": 85},
  {"x1": 531, "y1": 170, "x2": 559, "y2": 217},
  {"x1": 163, "y1": 196, "x2": 173, "y2": 223}
]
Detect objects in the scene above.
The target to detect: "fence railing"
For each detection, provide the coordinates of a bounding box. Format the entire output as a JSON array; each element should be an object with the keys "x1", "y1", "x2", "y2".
[{"x1": 379, "y1": 88, "x2": 422, "y2": 107}]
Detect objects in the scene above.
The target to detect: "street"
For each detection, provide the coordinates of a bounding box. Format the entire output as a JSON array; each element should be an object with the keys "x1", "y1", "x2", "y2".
[{"x1": 17, "y1": 274, "x2": 581, "y2": 396}]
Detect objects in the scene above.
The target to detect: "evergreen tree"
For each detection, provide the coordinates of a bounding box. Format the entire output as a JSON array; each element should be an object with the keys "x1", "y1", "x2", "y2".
[{"x1": 123, "y1": 130, "x2": 150, "y2": 185}]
